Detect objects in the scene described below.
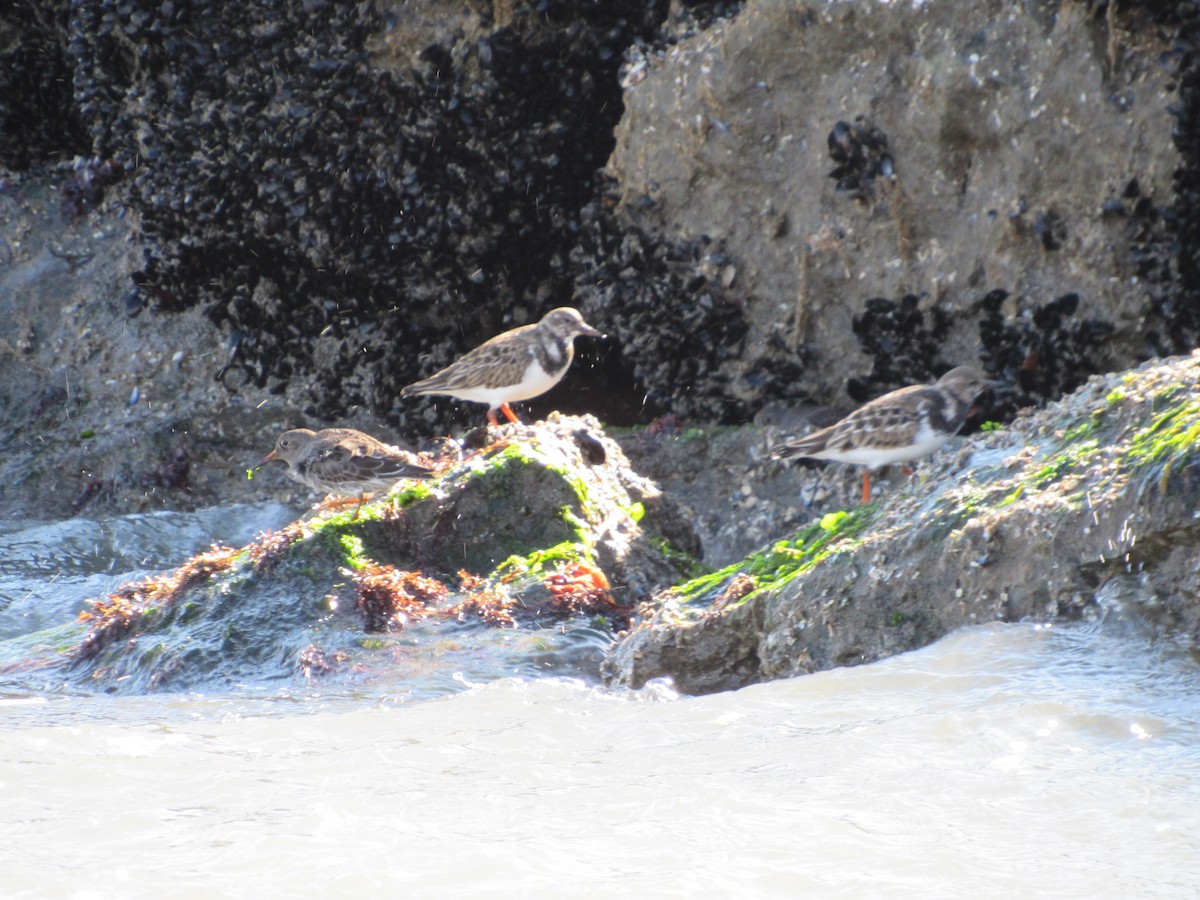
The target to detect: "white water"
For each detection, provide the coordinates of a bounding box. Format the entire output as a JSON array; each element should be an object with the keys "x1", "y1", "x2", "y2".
[{"x1": 2, "y1": 508, "x2": 1199, "y2": 896}]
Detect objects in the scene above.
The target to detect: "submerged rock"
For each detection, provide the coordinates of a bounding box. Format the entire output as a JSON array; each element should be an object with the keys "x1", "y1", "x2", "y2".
[
  {"x1": 604, "y1": 354, "x2": 1200, "y2": 694},
  {"x1": 57, "y1": 415, "x2": 700, "y2": 692}
]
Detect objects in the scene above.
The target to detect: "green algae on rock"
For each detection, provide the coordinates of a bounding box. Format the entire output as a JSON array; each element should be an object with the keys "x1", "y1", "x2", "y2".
[
  {"x1": 604, "y1": 355, "x2": 1200, "y2": 695},
  {"x1": 66, "y1": 415, "x2": 698, "y2": 692}
]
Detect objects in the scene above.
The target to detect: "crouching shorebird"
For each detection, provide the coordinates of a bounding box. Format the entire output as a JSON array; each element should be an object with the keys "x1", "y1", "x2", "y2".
[
  {"x1": 260, "y1": 428, "x2": 435, "y2": 507},
  {"x1": 401, "y1": 307, "x2": 604, "y2": 426},
  {"x1": 772, "y1": 366, "x2": 993, "y2": 504}
]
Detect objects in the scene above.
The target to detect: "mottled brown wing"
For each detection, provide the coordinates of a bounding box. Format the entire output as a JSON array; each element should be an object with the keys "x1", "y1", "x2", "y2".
[
  {"x1": 775, "y1": 384, "x2": 927, "y2": 457},
  {"x1": 406, "y1": 325, "x2": 536, "y2": 393},
  {"x1": 843, "y1": 406, "x2": 925, "y2": 450},
  {"x1": 830, "y1": 394, "x2": 930, "y2": 451},
  {"x1": 314, "y1": 438, "x2": 433, "y2": 483},
  {"x1": 773, "y1": 425, "x2": 836, "y2": 458},
  {"x1": 316, "y1": 429, "x2": 395, "y2": 456},
  {"x1": 349, "y1": 454, "x2": 435, "y2": 482}
]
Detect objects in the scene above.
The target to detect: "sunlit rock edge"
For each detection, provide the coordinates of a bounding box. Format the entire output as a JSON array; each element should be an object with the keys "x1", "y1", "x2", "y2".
[
  {"x1": 605, "y1": 353, "x2": 1200, "y2": 695},
  {"x1": 36, "y1": 415, "x2": 702, "y2": 692}
]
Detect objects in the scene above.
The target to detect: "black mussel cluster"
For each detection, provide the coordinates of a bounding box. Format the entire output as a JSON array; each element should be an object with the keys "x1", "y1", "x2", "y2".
[
  {"x1": 0, "y1": 4, "x2": 88, "y2": 169},
  {"x1": 41, "y1": 0, "x2": 759, "y2": 429},
  {"x1": 6, "y1": 0, "x2": 1200, "y2": 433},
  {"x1": 827, "y1": 118, "x2": 893, "y2": 201},
  {"x1": 568, "y1": 200, "x2": 752, "y2": 423},
  {"x1": 62, "y1": 157, "x2": 124, "y2": 221},
  {"x1": 1159, "y1": 2, "x2": 1200, "y2": 352},
  {"x1": 1105, "y1": 177, "x2": 1182, "y2": 358},
  {"x1": 847, "y1": 285, "x2": 1117, "y2": 425},
  {"x1": 977, "y1": 289, "x2": 1116, "y2": 419},
  {"x1": 1081, "y1": 0, "x2": 1200, "y2": 358},
  {"x1": 1032, "y1": 208, "x2": 1067, "y2": 252},
  {"x1": 847, "y1": 294, "x2": 951, "y2": 403}
]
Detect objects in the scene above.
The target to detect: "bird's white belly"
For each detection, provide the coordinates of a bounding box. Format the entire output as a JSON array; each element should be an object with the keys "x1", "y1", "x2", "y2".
[
  {"x1": 446, "y1": 359, "x2": 560, "y2": 406},
  {"x1": 821, "y1": 428, "x2": 952, "y2": 467}
]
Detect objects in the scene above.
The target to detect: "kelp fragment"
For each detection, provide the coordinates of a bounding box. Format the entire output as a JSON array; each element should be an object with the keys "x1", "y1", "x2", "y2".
[
  {"x1": 350, "y1": 564, "x2": 448, "y2": 632},
  {"x1": 76, "y1": 545, "x2": 237, "y2": 659}
]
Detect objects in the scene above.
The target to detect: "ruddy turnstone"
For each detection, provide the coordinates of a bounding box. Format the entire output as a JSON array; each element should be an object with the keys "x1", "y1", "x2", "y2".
[
  {"x1": 260, "y1": 428, "x2": 435, "y2": 499},
  {"x1": 772, "y1": 366, "x2": 992, "y2": 503},
  {"x1": 401, "y1": 307, "x2": 604, "y2": 426}
]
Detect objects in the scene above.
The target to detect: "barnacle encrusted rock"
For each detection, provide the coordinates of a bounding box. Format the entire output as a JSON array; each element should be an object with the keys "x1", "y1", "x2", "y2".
[
  {"x1": 609, "y1": 0, "x2": 1185, "y2": 409},
  {"x1": 3, "y1": 0, "x2": 1200, "y2": 523},
  {"x1": 604, "y1": 354, "x2": 1200, "y2": 695},
  {"x1": 66, "y1": 415, "x2": 700, "y2": 691}
]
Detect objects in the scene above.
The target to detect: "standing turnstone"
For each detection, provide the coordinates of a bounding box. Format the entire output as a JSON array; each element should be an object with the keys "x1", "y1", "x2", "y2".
[
  {"x1": 260, "y1": 428, "x2": 435, "y2": 500},
  {"x1": 772, "y1": 366, "x2": 992, "y2": 503},
  {"x1": 401, "y1": 307, "x2": 604, "y2": 426}
]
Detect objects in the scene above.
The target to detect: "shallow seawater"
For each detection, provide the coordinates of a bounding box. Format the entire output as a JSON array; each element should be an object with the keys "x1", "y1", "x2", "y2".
[{"x1": 2, "y1": 507, "x2": 1199, "y2": 896}]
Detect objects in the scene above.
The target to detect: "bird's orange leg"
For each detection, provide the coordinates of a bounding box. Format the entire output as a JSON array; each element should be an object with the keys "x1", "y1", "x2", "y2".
[
  {"x1": 861, "y1": 470, "x2": 872, "y2": 504},
  {"x1": 487, "y1": 408, "x2": 500, "y2": 427},
  {"x1": 499, "y1": 403, "x2": 521, "y2": 424},
  {"x1": 316, "y1": 494, "x2": 371, "y2": 519}
]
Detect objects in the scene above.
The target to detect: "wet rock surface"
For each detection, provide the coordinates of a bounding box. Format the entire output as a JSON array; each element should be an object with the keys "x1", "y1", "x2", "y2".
[
  {"x1": 51, "y1": 415, "x2": 698, "y2": 691},
  {"x1": 604, "y1": 354, "x2": 1200, "y2": 694},
  {"x1": 610, "y1": 0, "x2": 1190, "y2": 409},
  {"x1": 2, "y1": 1, "x2": 1200, "y2": 690},
  {"x1": 10, "y1": 0, "x2": 754, "y2": 432},
  {"x1": 1, "y1": 0, "x2": 1199, "y2": 524}
]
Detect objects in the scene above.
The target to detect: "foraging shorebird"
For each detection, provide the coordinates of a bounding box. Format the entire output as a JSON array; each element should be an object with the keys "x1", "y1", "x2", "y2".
[
  {"x1": 260, "y1": 428, "x2": 434, "y2": 500},
  {"x1": 401, "y1": 307, "x2": 604, "y2": 426},
  {"x1": 773, "y1": 367, "x2": 992, "y2": 503}
]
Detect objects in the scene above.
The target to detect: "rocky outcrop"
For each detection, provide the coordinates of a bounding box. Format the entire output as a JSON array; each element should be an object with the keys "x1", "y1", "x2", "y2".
[
  {"x1": 2, "y1": 2, "x2": 1200, "y2": 696},
  {"x1": 1, "y1": 0, "x2": 745, "y2": 431},
  {"x1": 48, "y1": 416, "x2": 701, "y2": 691},
  {"x1": 604, "y1": 354, "x2": 1200, "y2": 694},
  {"x1": 610, "y1": 0, "x2": 1183, "y2": 413},
  {"x1": 1, "y1": 0, "x2": 1198, "y2": 523}
]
